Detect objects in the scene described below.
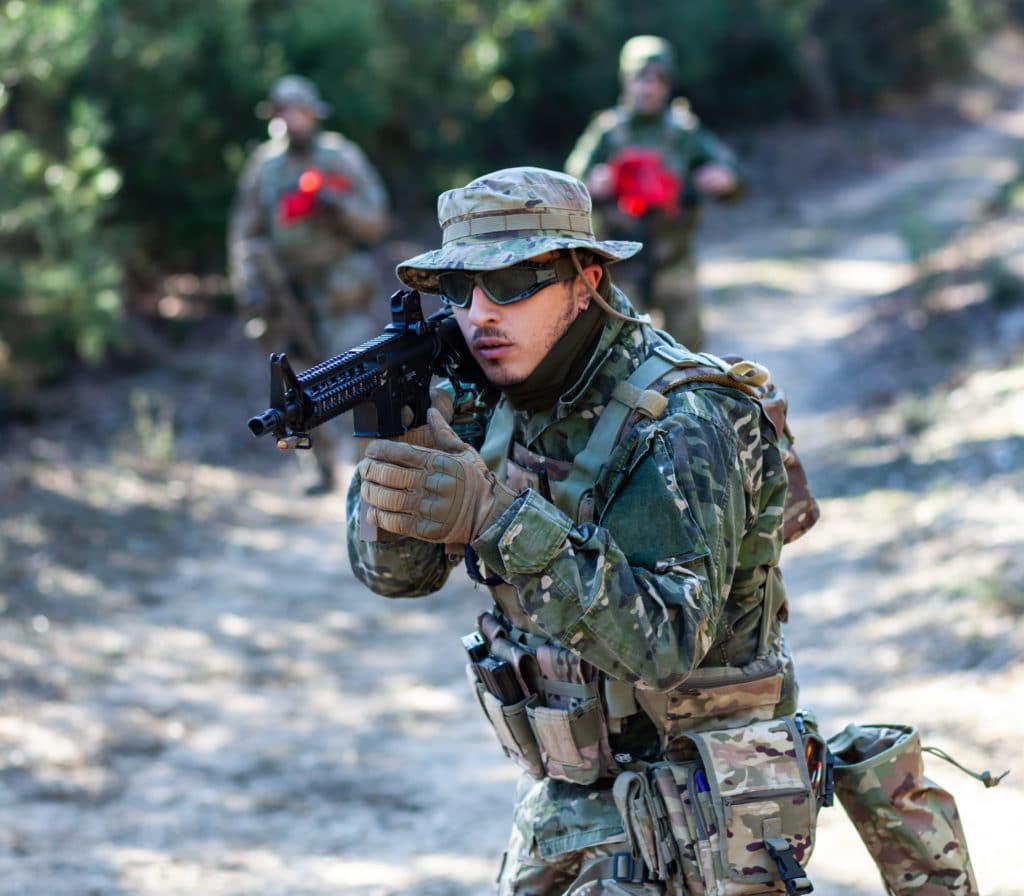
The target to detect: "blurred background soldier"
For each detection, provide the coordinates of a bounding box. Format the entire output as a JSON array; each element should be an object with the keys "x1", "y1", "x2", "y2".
[
  {"x1": 565, "y1": 35, "x2": 745, "y2": 350},
  {"x1": 229, "y1": 74, "x2": 389, "y2": 494}
]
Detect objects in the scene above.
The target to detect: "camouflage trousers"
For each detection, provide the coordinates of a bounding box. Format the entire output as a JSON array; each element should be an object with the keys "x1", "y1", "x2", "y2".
[
  {"x1": 497, "y1": 822, "x2": 677, "y2": 896},
  {"x1": 611, "y1": 254, "x2": 702, "y2": 352}
]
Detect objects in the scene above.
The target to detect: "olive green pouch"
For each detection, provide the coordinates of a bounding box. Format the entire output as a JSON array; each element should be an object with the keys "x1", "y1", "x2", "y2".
[{"x1": 828, "y1": 723, "x2": 979, "y2": 896}]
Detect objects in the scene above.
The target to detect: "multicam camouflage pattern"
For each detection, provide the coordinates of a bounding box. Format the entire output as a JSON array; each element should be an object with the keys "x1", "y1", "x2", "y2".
[
  {"x1": 693, "y1": 717, "x2": 808, "y2": 800},
  {"x1": 497, "y1": 791, "x2": 676, "y2": 895},
  {"x1": 641, "y1": 657, "x2": 786, "y2": 739},
  {"x1": 829, "y1": 724, "x2": 979, "y2": 896},
  {"x1": 613, "y1": 721, "x2": 817, "y2": 896},
  {"x1": 395, "y1": 167, "x2": 642, "y2": 294},
  {"x1": 652, "y1": 762, "x2": 796, "y2": 896},
  {"x1": 346, "y1": 282, "x2": 797, "y2": 880},
  {"x1": 529, "y1": 644, "x2": 618, "y2": 783},
  {"x1": 689, "y1": 719, "x2": 816, "y2": 879},
  {"x1": 564, "y1": 83, "x2": 744, "y2": 348},
  {"x1": 653, "y1": 764, "x2": 708, "y2": 892},
  {"x1": 473, "y1": 683, "x2": 545, "y2": 778},
  {"x1": 228, "y1": 128, "x2": 388, "y2": 359}
]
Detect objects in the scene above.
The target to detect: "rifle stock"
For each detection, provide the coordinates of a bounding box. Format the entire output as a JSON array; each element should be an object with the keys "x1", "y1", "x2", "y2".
[{"x1": 247, "y1": 289, "x2": 484, "y2": 449}]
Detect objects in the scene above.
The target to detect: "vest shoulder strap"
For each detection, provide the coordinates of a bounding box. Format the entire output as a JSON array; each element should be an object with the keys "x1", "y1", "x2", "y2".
[
  {"x1": 478, "y1": 395, "x2": 514, "y2": 480},
  {"x1": 562, "y1": 344, "x2": 740, "y2": 521}
]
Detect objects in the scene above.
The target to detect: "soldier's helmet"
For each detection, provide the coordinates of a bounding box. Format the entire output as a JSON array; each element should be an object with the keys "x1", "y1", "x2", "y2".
[
  {"x1": 619, "y1": 35, "x2": 676, "y2": 83},
  {"x1": 261, "y1": 75, "x2": 332, "y2": 118},
  {"x1": 396, "y1": 167, "x2": 641, "y2": 294}
]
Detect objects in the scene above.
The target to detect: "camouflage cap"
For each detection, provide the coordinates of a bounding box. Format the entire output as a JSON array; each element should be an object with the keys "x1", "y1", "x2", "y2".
[
  {"x1": 260, "y1": 75, "x2": 331, "y2": 118},
  {"x1": 396, "y1": 167, "x2": 642, "y2": 294},
  {"x1": 619, "y1": 35, "x2": 676, "y2": 82}
]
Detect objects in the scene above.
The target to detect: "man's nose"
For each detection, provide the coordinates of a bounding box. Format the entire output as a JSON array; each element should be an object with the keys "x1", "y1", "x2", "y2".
[{"x1": 466, "y1": 285, "x2": 501, "y2": 324}]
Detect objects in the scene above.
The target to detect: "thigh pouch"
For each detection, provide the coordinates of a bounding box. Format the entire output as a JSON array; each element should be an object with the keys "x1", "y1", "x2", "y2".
[
  {"x1": 827, "y1": 723, "x2": 990, "y2": 896},
  {"x1": 618, "y1": 717, "x2": 823, "y2": 896}
]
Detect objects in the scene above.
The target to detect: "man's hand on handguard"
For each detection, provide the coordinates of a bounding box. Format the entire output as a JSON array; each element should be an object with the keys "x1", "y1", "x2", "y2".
[{"x1": 358, "y1": 409, "x2": 518, "y2": 545}]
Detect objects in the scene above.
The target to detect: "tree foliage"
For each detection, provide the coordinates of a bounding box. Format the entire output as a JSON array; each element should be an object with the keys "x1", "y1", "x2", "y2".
[{"x1": 0, "y1": 0, "x2": 1010, "y2": 391}]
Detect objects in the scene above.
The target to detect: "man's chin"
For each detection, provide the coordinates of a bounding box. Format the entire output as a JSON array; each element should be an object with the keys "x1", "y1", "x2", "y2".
[{"x1": 480, "y1": 360, "x2": 525, "y2": 388}]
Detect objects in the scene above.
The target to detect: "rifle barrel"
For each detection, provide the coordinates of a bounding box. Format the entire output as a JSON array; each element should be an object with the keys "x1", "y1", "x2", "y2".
[{"x1": 247, "y1": 408, "x2": 284, "y2": 437}]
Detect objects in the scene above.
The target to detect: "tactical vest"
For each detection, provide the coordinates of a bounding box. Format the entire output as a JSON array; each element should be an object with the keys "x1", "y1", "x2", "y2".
[{"x1": 468, "y1": 342, "x2": 818, "y2": 785}]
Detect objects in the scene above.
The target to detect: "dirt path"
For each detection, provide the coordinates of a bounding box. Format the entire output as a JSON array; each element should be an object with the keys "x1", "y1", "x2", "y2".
[{"x1": 2, "y1": 66, "x2": 1024, "y2": 896}]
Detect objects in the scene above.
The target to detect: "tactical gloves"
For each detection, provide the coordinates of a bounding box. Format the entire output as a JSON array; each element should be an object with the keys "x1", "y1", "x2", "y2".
[{"x1": 359, "y1": 409, "x2": 518, "y2": 545}]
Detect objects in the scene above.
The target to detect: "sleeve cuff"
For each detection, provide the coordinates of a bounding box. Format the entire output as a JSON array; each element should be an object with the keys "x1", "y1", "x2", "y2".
[{"x1": 472, "y1": 489, "x2": 573, "y2": 578}]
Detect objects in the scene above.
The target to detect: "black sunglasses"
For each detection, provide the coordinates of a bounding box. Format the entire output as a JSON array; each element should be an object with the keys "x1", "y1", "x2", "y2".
[{"x1": 438, "y1": 257, "x2": 578, "y2": 308}]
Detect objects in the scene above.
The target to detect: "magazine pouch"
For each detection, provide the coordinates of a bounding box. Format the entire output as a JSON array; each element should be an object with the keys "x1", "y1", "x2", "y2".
[
  {"x1": 467, "y1": 665, "x2": 545, "y2": 778},
  {"x1": 526, "y1": 644, "x2": 620, "y2": 785},
  {"x1": 828, "y1": 723, "x2": 979, "y2": 896}
]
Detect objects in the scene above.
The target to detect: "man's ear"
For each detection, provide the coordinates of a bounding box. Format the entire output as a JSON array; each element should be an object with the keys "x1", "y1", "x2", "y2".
[{"x1": 576, "y1": 263, "x2": 603, "y2": 309}]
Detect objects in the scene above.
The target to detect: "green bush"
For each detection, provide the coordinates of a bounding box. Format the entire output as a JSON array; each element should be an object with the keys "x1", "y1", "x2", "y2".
[
  {"x1": 0, "y1": 0, "x2": 124, "y2": 391},
  {"x1": 811, "y1": 0, "x2": 984, "y2": 107}
]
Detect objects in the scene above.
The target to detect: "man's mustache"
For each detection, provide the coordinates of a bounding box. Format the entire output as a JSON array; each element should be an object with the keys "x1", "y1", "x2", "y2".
[{"x1": 470, "y1": 327, "x2": 511, "y2": 343}]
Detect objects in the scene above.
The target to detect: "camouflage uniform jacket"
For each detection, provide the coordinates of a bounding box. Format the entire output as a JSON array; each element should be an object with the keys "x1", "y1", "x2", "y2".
[
  {"x1": 346, "y1": 286, "x2": 796, "y2": 858},
  {"x1": 565, "y1": 102, "x2": 744, "y2": 265},
  {"x1": 228, "y1": 130, "x2": 388, "y2": 305}
]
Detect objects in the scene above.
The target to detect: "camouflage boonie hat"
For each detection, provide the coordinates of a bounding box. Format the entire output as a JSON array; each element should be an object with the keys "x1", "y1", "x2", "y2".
[
  {"x1": 619, "y1": 35, "x2": 676, "y2": 82},
  {"x1": 260, "y1": 75, "x2": 331, "y2": 118},
  {"x1": 396, "y1": 167, "x2": 642, "y2": 294}
]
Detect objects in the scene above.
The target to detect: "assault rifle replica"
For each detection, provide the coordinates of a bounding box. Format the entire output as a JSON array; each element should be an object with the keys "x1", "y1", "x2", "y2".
[{"x1": 247, "y1": 289, "x2": 485, "y2": 449}]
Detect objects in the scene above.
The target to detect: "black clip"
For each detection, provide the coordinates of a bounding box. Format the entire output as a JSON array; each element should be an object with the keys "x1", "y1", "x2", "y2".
[{"x1": 765, "y1": 838, "x2": 813, "y2": 895}]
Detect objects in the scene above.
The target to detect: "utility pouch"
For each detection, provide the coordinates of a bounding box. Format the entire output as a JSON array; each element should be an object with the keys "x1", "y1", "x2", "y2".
[
  {"x1": 653, "y1": 717, "x2": 817, "y2": 895},
  {"x1": 828, "y1": 723, "x2": 979, "y2": 896},
  {"x1": 649, "y1": 760, "x2": 712, "y2": 893},
  {"x1": 613, "y1": 770, "x2": 678, "y2": 881},
  {"x1": 636, "y1": 655, "x2": 786, "y2": 746}
]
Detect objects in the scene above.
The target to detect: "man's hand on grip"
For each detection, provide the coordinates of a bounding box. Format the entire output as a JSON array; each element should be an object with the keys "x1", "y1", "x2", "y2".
[{"x1": 359, "y1": 409, "x2": 518, "y2": 545}]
